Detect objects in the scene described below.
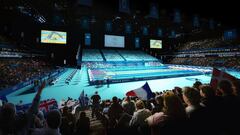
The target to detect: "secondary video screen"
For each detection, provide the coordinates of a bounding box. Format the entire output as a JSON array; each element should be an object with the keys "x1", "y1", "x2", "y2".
[
  {"x1": 104, "y1": 35, "x2": 125, "y2": 48},
  {"x1": 150, "y1": 39, "x2": 162, "y2": 49},
  {"x1": 41, "y1": 30, "x2": 67, "y2": 44}
]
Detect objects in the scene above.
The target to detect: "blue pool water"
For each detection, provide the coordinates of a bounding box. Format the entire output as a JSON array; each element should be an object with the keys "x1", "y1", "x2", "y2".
[{"x1": 89, "y1": 66, "x2": 204, "y2": 81}]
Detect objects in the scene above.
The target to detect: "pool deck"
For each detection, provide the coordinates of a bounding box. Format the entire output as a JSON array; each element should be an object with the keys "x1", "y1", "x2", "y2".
[{"x1": 6, "y1": 66, "x2": 240, "y2": 105}]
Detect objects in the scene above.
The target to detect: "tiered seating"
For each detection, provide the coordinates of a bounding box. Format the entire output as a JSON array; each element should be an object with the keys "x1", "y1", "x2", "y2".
[
  {"x1": 0, "y1": 59, "x2": 53, "y2": 90},
  {"x1": 0, "y1": 42, "x2": 45, "y2": 58},
  {"x1": 101, "y1": 50, "x2": 125, "y2": 61},
  {"x1": 169, "y1": 57, "x2": 240, "y2": 70},
  {"x1": 81, "y1": 49, "x2": 157, "y2": 62},
  {"x1": 82, "y1": 49, "x2": 104, "y2": 62},
  {"x1": 168, "y1": 38, "x2": 240, "y2": 71},
  {"x1": 118, "y1": 50, "x2": 158, "y2": 61},
  {"x1": 177, "y1": 38, "x2": 232, "y2": 51}
]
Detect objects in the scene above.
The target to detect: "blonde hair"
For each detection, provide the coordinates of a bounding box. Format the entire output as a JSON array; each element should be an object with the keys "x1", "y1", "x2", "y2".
[
  {"x1": 163, "y1": 92, "x2": 186, "y2": 119},
  {"x1": 135, "y1": 100, "x2": 145, "y2": 110}
]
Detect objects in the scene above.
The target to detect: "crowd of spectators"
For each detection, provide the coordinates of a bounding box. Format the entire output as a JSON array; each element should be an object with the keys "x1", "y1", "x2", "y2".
[
  {"x1": 176, "y1": 38, "x2": 231, "y2": 51},
  {"x1": 166, "y1": 37, "x2": 240, "y2": 73},
  {"x1": 169, "y1": 57, "x2": 240, "y2": 70},
  {"x1": 0, "y1": 59, "x2": 53, "y2": 90},
  {"x1": 89, "y1": 79, "x2": 240, "y2": 135},
  {"x1": 1, "y1": 78, "x2": 239, "y2": 135}
]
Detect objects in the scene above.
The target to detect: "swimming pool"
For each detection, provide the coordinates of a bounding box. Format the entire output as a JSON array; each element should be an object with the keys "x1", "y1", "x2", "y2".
[{"x1": 88, "y1": 66, "x2": 206, "y2": 84}]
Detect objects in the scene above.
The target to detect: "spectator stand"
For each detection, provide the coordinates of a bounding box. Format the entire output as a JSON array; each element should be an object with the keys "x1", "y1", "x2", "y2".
[{"x1": 1, "y1": 68, "x2": 67, "y2": 100}]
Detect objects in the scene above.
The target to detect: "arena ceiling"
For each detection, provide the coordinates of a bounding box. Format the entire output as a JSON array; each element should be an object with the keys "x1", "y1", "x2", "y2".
[{"x1": 1, "y1": 0, "x2": 239, "y2": 27}]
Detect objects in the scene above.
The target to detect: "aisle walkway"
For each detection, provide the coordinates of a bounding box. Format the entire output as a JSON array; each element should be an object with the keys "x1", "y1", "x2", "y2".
[{"x1": 85, "y1": 110, "x2": 106, "y2": 135}]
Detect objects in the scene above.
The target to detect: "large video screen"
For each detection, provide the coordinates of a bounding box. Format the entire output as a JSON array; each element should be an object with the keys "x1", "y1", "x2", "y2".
[
  {"x1": 104, "y1": 35, "x2": 125, "y2": 48},
  {"x1": 41, "y1": 30, "x2": 67, "y2": 44},
  {"x1": 150, "y1": 39, "x2": 162, "y2": 49}
]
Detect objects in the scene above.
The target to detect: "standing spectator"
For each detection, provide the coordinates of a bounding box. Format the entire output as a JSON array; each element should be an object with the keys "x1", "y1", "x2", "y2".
[
  {"x1": 108, "y1": 96, "x2": 124, "y2": 127},
  {"x1": 16, "y1": 100, "x2": 24, "y2": 111},
  {"x1": 0, "y1": 82, "x2": 46, "y2": 135},
  {"x1": 79, "y1": 90, "x2": 85, "y2": 108},
  {"x1": 84, "y1": 94, "x2": 89, "y2": 108},
  {"x1": 106, "y1": 77, "x2": 110, "y2": 88},
  {"x1": 151, "y1": 95, "x2": 163, "y2": 114},
  {"x1": 91, "y1": 91, "x2": 101, "y2": 119}
]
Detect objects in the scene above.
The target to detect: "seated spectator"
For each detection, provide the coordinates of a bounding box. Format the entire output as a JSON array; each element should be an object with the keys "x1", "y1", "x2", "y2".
[
  {"x1": 199, "y1": 85, "x2": 223, "y2": 134},
  {"x1": 183, "y1": 87, "x2": 209, "y2": 135},
  {"x1": 232, "y1": 79, "x2": 240, "y2": 96},
  {"x1": 145, "y1": 99, "x2": 155, "y2": 112},
  {"x1": 32, "y1": 109, "x2": 62, "y2": 135},
  {"x1": 15, "y1": 111, "x2": 28, "y2": 134},
  {"x1": 129, "y1": 100, "x2": 151, "y2": 135},
  {"x1": 173, "y1": 87, "x2": 183, "y2": 102},
  {"x1": 122, "y1": 96, "x2": 135, "y2": 115},
  {"x1": 102, "y1": 100, "x2": 111, "y2": 114},
  {"x1": 199, "y1": 85, "x2": 221, "y2": 107},
  {"x1": 193, "y1": 80, "x2": 202, "y2": 91},
  {"x1": 151, "y1": 95, "x2": 163, "y2": 114},
  {"x1": 218, "y1": 80, "x2": 240, "y2": 135},
  {"x1": 183, "y1": 87, "x2": 204, "y2": 117},
  {"x1": 34, "y1": 111, "x2": 45, "y2": 128},
  {"x1": 146, "y1": 92, "x2": 187, "y2": 135},
  {"x1": 115, "y1": 112, "x2": 133, "y2": 135},
  {"x1": 0, "y1": 103, "x2": 16, "y2": 134},
  {"x1": 75, "y1": 111, "x2": 90, "y2": 135},
  {"x1": 129, "y1": 100, "x2": 151, "y2": 127}
]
